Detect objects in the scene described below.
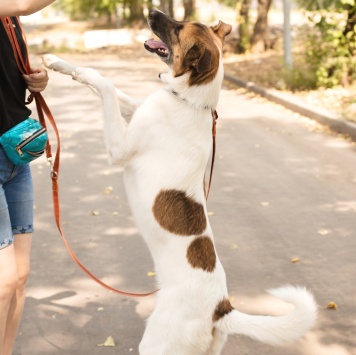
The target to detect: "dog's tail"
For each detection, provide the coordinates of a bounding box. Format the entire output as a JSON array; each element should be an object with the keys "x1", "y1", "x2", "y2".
[{"x1": 215, "y1": 285, "x2": 317, "y2": 346}]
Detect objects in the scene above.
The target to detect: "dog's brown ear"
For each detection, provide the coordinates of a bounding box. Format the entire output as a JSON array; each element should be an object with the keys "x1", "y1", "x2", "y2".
[
  {"x1": 185, "y1": 44, "x2": 212, "y2": 73},
  {"x1": 212, "y1": 21, "x2": 232, "y2": 41},
  {"x1": 197, "y1": 49, "x2": 212, "y2": 73}
]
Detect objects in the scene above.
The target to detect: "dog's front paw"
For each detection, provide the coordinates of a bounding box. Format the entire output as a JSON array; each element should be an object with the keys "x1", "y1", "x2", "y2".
[
  {"x1": 42, "y1": 54, "x2": 64, "y2": 71},
  {"x1": 42, "y1": 54, "x2": 63, "y2": 69},
  {"x1": 42, "y1": 54, "x2": 77, "y2": 76},
  {"x1": 72, "y1": 67, "x2": 111, "y2": 91}
]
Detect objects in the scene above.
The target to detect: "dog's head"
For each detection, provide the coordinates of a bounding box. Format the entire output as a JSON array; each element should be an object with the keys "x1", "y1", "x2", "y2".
[{"x1": 144, "y1": 10, "x2": 231, "y2": 87}]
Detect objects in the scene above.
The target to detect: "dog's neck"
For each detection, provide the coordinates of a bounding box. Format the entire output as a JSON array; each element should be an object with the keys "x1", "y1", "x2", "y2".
[
  {"x1": 160, "y1": 61, "x2": 224, "y2": 111},
  {"x1": 170, "y1": 90, "x2": 211, "y2": 110}
]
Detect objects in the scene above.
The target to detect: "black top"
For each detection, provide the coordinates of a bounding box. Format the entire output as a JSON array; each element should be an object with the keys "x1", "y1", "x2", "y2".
[{"x1": 0, "y1": 17, "x2": 31, "y2": 135}]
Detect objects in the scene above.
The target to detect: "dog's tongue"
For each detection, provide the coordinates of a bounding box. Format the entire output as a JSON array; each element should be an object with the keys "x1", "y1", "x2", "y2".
[{"x1": 145, "y1": 38, "x2": 168, "y2": 50}]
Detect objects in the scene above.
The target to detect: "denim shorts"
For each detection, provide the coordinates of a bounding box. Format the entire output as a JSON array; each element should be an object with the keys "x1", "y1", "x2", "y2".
[{"x1": 0, "y1": 145, "x2": 34, "y2": 250}]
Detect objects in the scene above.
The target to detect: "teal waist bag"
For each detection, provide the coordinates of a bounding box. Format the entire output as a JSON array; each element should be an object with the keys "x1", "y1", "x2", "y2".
[{"x1": 0, "y1": 118, "x2": 48, "y2": 165}]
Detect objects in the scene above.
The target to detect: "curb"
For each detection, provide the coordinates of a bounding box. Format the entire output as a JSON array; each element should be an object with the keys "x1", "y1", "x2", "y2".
[{"x1": 224, "y1": 73, "x2": 356, "y2": 142}]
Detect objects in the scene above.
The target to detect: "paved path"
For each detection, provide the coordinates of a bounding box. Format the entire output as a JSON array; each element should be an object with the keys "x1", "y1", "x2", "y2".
[{"x1": 15, "y1": 49, "x2": 356, "y2": 355}]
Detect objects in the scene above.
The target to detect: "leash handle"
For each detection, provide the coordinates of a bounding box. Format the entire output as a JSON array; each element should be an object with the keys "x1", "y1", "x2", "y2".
[{"x1": 2, "y1": 16, "x2": 157, "y2": 297}]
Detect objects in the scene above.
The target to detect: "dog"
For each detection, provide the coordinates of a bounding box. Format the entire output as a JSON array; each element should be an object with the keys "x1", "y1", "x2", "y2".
[{"x1": 43, "y1": 10, "x2": 317, "y2": 355}]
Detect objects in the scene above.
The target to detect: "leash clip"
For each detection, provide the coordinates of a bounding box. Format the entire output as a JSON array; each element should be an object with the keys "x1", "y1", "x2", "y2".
[{"x1": 48, "y1": 157, "x2": 58, "y2": 180}]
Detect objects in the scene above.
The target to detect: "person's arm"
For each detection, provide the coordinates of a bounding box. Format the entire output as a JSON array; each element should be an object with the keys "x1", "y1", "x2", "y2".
[{"x1": 0, "y1": 0, "x2": 56, "y2": 17}]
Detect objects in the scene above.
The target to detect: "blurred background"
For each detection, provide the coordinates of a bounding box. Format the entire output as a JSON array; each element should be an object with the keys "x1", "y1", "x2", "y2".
[{"x1": 22, "y1": 0, "x2": 356, "y2": 123}]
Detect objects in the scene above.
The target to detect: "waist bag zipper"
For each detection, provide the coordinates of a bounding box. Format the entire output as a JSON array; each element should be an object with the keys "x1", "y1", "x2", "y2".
[{"x1": 16, "y1": 127, "x2": 47, "y2": 156}]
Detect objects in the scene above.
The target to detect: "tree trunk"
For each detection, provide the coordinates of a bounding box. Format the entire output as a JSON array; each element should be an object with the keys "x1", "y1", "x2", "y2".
[
  {"x1": 236, "y1": 0, "x2": 252, "y2": 53},
  {"x1": 159, "y1": 0, "x2": 174, "y2": 18},
  {"x1": 129, "y1": 0, "x2": 144, "y2": 22},
  {"x1": 251, "y1": 0, "x2": 273, "y2": 53},
  {"x1": 344, "y1": 4, "x2": 356, "y2": 55},
  {"x1": 183, "y1": 0, "x2": 195, "y2": 20}
]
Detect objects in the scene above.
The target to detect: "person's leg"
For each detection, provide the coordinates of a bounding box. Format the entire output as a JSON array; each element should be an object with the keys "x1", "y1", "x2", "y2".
[
  {"x1": 3, "y1": 233, "x2": 32, "y2": 355},
  {"x1": 0, "y1": 153, "x2": 34, "y2": 355},
  {"x1": 0, "y1": 146, "x2": 19, "y2": 354},
  {"x1": 0, "y1": 244, "x2": 18, "y2": 355}
]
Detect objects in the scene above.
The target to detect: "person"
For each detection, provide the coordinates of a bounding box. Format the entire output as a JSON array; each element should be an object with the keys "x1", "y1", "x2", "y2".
[{"x1": 0, "y1": 1, "x2": 56, "y2": 354}]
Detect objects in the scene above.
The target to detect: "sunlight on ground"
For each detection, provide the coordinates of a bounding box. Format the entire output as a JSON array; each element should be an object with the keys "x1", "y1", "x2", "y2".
[
  {"x1": 300, "y1": 332, "x2": 353, "y2": 355},
  {"x1": 135, "y1": 296, "x2": 155, "y2": 319}
]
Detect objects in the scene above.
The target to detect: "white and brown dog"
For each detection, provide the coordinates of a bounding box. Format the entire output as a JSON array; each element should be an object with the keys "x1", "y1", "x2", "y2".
[{"x1": 43, "y1": 10, "x2": 317, "y2": 355}]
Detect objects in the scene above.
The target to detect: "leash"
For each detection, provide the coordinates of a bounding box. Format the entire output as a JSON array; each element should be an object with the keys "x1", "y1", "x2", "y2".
[
  {"x1": 2, "y1": 16, "x2": 157, "y2": 297},
  {"x1": 206, "y1": 109, "x2": 218, "y2": 200},
  {"x1": 171, "y1": 90, "x2": 218, "y2": 200}
]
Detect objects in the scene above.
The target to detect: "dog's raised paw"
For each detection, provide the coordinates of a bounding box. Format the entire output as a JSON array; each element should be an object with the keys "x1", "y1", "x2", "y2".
[
  {"x1": 72, "y1": 67, "x2": 112, "y2": 91},
  {"x1": 42, "y1": 54, "x2": 63, "y2": 70},
  {"x1": 42, "y1": 54, "x2": 78, "y2": 76}
]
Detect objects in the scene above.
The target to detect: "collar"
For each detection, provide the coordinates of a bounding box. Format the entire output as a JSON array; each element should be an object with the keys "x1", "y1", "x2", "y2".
[{"x1": 170, "y1": 89, "x2": 212, "y2": 111}]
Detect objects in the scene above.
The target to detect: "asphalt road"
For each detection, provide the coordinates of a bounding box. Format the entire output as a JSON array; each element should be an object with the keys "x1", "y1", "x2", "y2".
[{"x1": 15, "y1": 49, "x2": 356, "y2": 355}]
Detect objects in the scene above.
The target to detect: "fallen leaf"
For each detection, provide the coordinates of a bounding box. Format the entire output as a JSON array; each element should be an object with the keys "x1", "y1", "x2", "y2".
[
  {"x1": 104, "y1": 186, "x2": 113, "y2": 195},
  {"x1": 291, "y1": 257, "x2": 300, "y2": 263},
  {"x1": 207, "y1": 211, "x2": 216, "y2": 216},
  {"x1": 98, "y1": 336, "x2": 115, "y2": 347},
  {"x1": 97, "y1": 307, "x2": 104, "y2": 311},
  {"x1": 230, "y1": 243, "x2": 239, "y2": 250},
  {"x1": 147, "y1": 271, "x2": 156, "y2": 277},
  {"x1": 326, "y1": 302, "x2": 338, "y2": 310},
  {"x1": 260, "y1": 202, "x2": 270, "y2": 206},
  {"x1": 92, "y1": 210, "x2": 100, "y2": 216},
  {"x1": 318, "y1": 229, "x2": 331, "y2": 236}
]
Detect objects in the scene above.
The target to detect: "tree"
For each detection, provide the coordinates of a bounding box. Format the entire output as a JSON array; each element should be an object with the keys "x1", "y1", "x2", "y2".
[
  {"x1": 129, "y1": 0, "x2": 145, "y2": 21},
  {"x1": 297, "y1": 0, "x2": 356, "y2": 87},
  {"x1": 236, "y1": 0, "x2": 252, "y2": 53},
  {"x1": 183, "y1": 0, "x2": 196, "y2": 19},
  {"x1": 55, "y1": 0, "x2": 118, "y2": 23},
  {"x1": 250, "y1": 0, "x2": 273, "y2": 53},
  {"x1": 159, "y1": 0, "x2": 174, "y2": 18},
  {"x1": 55, "y1": 0, "x2": 147, "y2": 24}
]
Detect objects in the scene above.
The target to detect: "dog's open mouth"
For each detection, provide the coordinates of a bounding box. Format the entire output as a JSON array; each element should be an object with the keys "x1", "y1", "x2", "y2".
[{"x1": 144, "y1": 38, "x2": 169, "y2": 58}]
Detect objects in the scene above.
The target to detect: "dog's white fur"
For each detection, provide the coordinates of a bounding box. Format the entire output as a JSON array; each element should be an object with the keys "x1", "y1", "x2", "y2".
[{"x1": 43, "y1": 11, "x2": 316, "y2": 355}]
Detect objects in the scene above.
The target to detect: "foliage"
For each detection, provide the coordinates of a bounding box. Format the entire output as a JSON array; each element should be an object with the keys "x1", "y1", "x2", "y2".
[
  {"x1": 297, "y1": 0, "x2": 356, "y2": 88},
  {"x1": 55, "y1": 0, "x2": 118, "y2": 22}
]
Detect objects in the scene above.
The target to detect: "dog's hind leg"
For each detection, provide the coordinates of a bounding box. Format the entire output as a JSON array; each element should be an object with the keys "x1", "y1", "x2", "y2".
[
  {"x1": 205, "y1": 328, "x2": 227, "y2": 355},
  {"x1": 43, "y1": 54, "x2": 133, "y2": 164}
]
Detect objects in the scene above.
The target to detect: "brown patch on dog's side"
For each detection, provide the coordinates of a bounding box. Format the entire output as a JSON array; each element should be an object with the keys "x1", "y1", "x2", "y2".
[
  {"x1": 186, "y1": 236, "x2": 216, "y2": 272},
  {"x1": 213, "y1": 299, "x2": 234, "y2": 322},
  {"x1": 152, "y1": 189, "x2": 206, "y2": 236}
]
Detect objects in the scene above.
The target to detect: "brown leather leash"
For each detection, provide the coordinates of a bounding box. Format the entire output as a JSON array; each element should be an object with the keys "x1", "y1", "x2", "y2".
[
  {"x1": 2, "y1": 16, "x2": 157, "y2": 297},
  {"x1": 206, "y1": 109, "x2": 218, "y2": 200}
]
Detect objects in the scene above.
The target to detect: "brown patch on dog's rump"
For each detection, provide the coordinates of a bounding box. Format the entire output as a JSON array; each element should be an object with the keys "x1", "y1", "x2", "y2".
[
  {"x1": 213, "y1": 299, "x2": 234, "y2": 322},
  {"x1": 152, "y1": 189, "x2": 206, "y2": 236},
  {"x1": 186, "y1": 236, "x2": 216, "y2": 272}
]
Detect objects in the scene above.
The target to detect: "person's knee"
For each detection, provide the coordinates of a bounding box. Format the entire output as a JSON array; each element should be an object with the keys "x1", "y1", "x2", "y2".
[
  {"x1": 16, "y1": 266, "x2": 30, "y2": 295},
  {"x1": 0, "y1": 269, "x2": 19, "y2": 303}
]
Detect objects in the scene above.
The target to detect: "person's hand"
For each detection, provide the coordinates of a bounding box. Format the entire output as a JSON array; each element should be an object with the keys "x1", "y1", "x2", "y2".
[{"x1": 23, "y1": 67, "x2": 49, "y2": 93}]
